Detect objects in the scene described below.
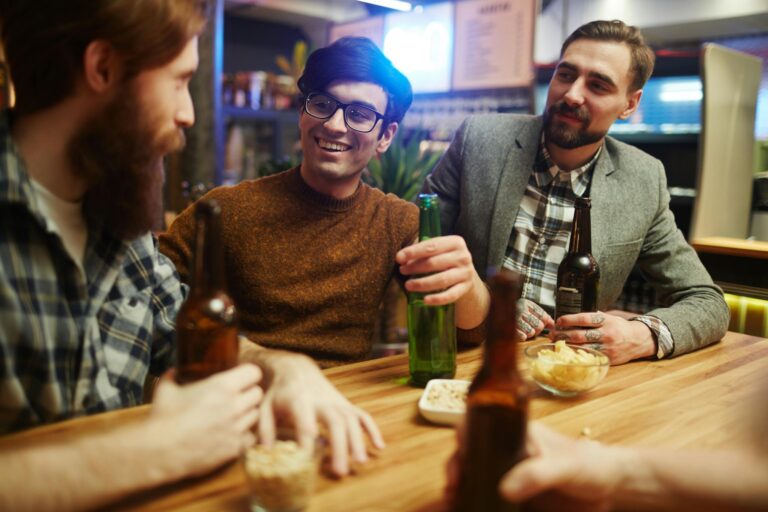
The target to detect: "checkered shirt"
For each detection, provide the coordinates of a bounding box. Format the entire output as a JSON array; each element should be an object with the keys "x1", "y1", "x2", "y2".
[
  {"x1": 0, "y1": 113, "x2": 185, "y2": 433},
  {"x1": 502, "y1": 133, "x2": 673, "y2": 357},
  {"x1": 502, "y1": 134, "x2": 600, "y2": 310}
]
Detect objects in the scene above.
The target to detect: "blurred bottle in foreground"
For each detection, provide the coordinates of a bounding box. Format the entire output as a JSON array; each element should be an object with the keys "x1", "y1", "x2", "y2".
[
  {"x1": 555, "y1": 196, "x2": 600, "y2": 319},
  {"x1": 455, "y1": 270, "x2": 528, "y2": 512},
  {"x1": 408, "y1": 193, "x2": 456, "y2": 387},
  {"x1": 176, "y1": 200, "x2": 238, "y2": 383}
]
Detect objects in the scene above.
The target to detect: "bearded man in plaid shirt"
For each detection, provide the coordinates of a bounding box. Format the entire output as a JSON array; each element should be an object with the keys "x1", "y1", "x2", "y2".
[{"x1": 0, "y1": 1, "x2": 386, "y2": 509}]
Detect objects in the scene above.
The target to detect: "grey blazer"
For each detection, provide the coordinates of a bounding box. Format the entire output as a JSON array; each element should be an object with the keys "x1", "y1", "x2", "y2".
[{"x1": 424, "y1": 114, "x2": 729, "y2": 357}]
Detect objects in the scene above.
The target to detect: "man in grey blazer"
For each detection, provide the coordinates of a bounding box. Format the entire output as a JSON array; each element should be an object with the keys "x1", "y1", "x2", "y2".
[{"x1": 421, "y1": 20, "x2": 729, "y2": 364}]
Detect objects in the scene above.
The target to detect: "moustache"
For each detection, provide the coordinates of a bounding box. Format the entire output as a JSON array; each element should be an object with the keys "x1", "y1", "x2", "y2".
[{"x1": 548, "y1": 102, "x2": 590, "y2": 124}]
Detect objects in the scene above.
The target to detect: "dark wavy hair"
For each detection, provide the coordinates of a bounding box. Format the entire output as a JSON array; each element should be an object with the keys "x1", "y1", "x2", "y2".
[
  {"x1": 561, "y1": 19, "x2": 655, "y2": 92},
  {"x1": 298, "y1": 37, "x2": 413, "y2": 125},
  {"x1": 0, "y1": 0, "x2": 209, "y2": 115}
]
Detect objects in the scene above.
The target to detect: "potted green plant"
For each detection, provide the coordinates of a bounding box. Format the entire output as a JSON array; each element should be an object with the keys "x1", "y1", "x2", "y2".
[
  {"x1": 364, "y1": 130, "x2": 442, "y2": 200},
  {"x1": 275, "y1": 41, "x2": 309, "y2": 108}
]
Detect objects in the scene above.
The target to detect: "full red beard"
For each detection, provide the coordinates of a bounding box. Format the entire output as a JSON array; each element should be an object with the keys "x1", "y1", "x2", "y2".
[{"x1": 68, "y1": 80, "x2": 186, "y2": 241}]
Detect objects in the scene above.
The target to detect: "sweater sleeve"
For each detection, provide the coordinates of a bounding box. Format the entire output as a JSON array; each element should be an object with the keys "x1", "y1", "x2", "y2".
[{"x1": 157, "y1": 202, "x2": 197, "y2": 285}]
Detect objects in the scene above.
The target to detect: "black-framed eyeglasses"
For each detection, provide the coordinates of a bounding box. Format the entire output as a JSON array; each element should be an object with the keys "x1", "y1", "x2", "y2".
[{"x1": 304, "y1": 92, "x2": 386, "y2": 133}]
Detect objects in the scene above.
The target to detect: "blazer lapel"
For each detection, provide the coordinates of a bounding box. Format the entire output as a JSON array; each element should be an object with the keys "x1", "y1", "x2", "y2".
[
  {"x1": 589, "y1": 144, "x2": 618, "y2": 261},
  {"x1": 487, "y1": 118, "x2": 542, "y2": 269}
]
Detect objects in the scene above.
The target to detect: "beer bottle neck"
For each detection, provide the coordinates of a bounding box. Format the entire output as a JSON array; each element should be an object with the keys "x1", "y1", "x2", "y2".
[
  {"x1": 483, "y1": 335, "x2": 519, "y2": 375},
  {"x1": 418, "y1": 194, "x2": 441, "y2": 241},
  {"x1": 191, "y1": 202, "x2": 226, "y2": 294},
  {"x1": 568, "y1": 201, "x2": 592, "y2": 253},
  {"x1": 482, "y1": 272, "x2": 521, "y2": 377}
]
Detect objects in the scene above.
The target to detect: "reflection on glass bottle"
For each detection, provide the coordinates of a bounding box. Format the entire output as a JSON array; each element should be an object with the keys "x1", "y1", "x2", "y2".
[
  {"x1": 555, "y1": 197, "x2": 600, "y2": 319},
  {"x1": 455, "y1": 270, "x2": 528, "y2": 512},
  {"x1": 0, "y1": 60, "x2": 9, "y2": 110},
  {"x1": 176, "y1": 200, "x2": 238, "y2": 383},
  {"x1": 407, "y1": 193, "x2": 456, "y2": 387}
]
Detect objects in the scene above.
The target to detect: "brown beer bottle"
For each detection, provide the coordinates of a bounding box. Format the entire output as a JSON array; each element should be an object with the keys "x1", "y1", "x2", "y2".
[
  {"x1": 555, "y1": 197, "x2": 600, "y2": 320},
  {"x1": 454, "y1": 271, "x2": 528, "y2": 512},
  {"x1": 175, "y1": 199, "x2": 238, "y2": 383}
]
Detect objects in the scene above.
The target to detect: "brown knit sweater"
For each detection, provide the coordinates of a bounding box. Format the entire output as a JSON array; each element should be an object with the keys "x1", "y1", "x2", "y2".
[{"x1": 159, "y1": 167, "x2": 419, "y2": 367}]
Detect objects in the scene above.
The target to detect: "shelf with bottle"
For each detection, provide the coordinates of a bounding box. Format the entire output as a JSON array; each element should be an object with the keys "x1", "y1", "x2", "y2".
[
  {"x1": 222, "y1": 114, "x2": 300, "y2": 185},
  {"x1": 221, "y1": 71, "x2": 299, "y2": 113},
  {"x1": 222, "y1": 104, "x2": 299, "y2": 123},
  {"x1": 400, "y1": 87, "x2": 532, "y2": 142}
]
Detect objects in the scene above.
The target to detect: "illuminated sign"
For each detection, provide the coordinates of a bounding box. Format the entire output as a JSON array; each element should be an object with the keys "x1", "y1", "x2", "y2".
[{"x1": 383, "y1": 3, "x2": 454, "y2": 93}]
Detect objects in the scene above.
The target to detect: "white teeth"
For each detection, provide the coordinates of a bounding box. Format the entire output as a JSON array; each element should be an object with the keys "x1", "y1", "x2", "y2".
[{"x1": 317, "y1": 138, "x2": 350, "y2": 152}]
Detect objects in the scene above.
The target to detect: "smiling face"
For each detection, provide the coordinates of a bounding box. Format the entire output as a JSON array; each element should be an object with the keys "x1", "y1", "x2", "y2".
[
  {"x1": 299, "y1": 80, "x2": 397, "y2": 199},
  {"x1": 544, "y1": 39, "x2": 642, "y2": 156}
]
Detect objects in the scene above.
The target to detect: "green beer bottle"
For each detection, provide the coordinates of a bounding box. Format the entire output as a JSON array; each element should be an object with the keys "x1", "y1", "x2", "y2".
[{"x1": 407, "y1": 193, "x2": 456, "y2": 387}]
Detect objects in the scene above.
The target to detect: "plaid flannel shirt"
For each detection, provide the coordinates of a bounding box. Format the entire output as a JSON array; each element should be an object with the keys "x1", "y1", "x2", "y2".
[
  {"x1": 503, "y1": 133, "x2": 673, "y2": 357},
  {"x1": 0, "y1": 113, "x2": 185, "y2": 433}
]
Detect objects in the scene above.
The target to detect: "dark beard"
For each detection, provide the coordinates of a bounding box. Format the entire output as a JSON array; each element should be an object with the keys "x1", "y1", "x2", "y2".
[
  {"x1": 68, "y1": 83, "x2": 185, "y2": 241},
  {"x1": 543, "y1": 101, "x2": 605, "y2": 149}
]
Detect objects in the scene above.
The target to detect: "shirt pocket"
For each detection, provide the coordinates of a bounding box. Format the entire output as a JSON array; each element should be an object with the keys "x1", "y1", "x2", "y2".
[
  {"x1": 596, "y1": 238, "x2": 644, "y2": 307},
  {"x1": 601, "y1": 238, "x2": 643, "y2": 256},
  {"x1": 98, "y1": 290, "x2": 153, "y2": 379}
]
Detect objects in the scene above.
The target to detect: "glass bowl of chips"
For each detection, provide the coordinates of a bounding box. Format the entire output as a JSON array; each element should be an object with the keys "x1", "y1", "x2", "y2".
[{"x1": 524, "y1": 341, "x2": 610, "y2": 397}]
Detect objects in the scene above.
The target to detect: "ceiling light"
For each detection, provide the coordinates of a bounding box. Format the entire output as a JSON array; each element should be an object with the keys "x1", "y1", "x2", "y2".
[{"x1": 356, "y1": 0, "x2": 413, "y2": 12}]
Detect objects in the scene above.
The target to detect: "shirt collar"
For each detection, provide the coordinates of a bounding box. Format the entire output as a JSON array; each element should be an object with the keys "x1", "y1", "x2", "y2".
[
  {"x1": 1, "y1": 110, "x2": 126, "y2": 262},
  {"x1": 534, "y1": 131, "x2": 602, "y2": 197},
  {"x1": 0, "y1": 110, "x2": 47, "y2": 221}
]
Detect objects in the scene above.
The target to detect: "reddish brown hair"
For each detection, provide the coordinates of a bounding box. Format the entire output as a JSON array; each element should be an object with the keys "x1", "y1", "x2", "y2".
[{"x1": 0, "y1": 0, "x2": 208, "y2": 115}]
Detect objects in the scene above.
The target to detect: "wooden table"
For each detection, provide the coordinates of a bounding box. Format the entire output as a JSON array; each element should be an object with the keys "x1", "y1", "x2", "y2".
[{"x1": 4, "y1": 331, "x2": 767, "y2": 511}]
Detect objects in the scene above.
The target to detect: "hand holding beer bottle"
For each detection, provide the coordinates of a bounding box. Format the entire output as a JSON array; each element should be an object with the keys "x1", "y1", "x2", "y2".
[
  {"x1": 407, "y1": 194, "x2": 457, "y2": 387},
  {"x1": 176, "y1": 199, "x2": 239, "y2": 383}
]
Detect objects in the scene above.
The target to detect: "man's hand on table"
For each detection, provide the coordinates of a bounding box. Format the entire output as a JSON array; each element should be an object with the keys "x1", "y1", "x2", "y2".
[
  {"x1": 396, "y1": 235, "x2": 489, "y2": 329},
  {"x1": 251, "y1": 350, "x2": 385, "y2": 477},
  {"x1": 149, "y1": 364, "x2": 263, "y2": 477},
  {"x1": 549, "y1": 311, "x2": 656, "y2": 365},
  {"x1": 517, "y1": 299, "x2": 554, "y2": 339}
]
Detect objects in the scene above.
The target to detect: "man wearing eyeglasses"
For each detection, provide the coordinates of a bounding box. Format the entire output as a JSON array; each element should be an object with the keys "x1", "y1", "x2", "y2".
[{"x1": 161, "y1": 37, "x2": 488, "y2": 366}]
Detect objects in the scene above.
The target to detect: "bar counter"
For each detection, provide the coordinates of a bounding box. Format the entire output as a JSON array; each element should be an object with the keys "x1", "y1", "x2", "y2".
[{"x1": 2, "y1": 331, "x2": 767, "y2": 511}]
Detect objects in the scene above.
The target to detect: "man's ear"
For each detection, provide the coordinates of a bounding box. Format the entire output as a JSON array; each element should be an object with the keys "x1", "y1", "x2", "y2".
[
  {"x1": 376, "y1": 122, "x2": 398, "y2": 154},
  {"x1": 82, "y1": 40, "x2": 122, "y2": 93},
  {"x1": 619, "y1": 89, "x2": 642, "y2": 120}
]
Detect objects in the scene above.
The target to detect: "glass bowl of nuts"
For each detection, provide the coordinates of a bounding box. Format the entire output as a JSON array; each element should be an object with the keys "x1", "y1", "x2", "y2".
[
  {"x1": 524, "y1": 341, "x2": 610, "y2": 397},
  {"x1": 418, "y1": 379, "x2": 471, "y2": 426}
]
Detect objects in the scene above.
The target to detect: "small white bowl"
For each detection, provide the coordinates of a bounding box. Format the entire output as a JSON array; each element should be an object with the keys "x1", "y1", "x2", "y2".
[{"x1": 418, "y1": 379, "x2": 471, "y2": 426}]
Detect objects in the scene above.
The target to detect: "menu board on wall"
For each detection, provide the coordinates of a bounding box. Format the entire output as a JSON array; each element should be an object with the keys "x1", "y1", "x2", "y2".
[
  {"x1": 328, "y1": 17, "x2": 385, "y2": 48},
  {"x1": 452, "y1": 0, "x2": 535, "y2": 90}
]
